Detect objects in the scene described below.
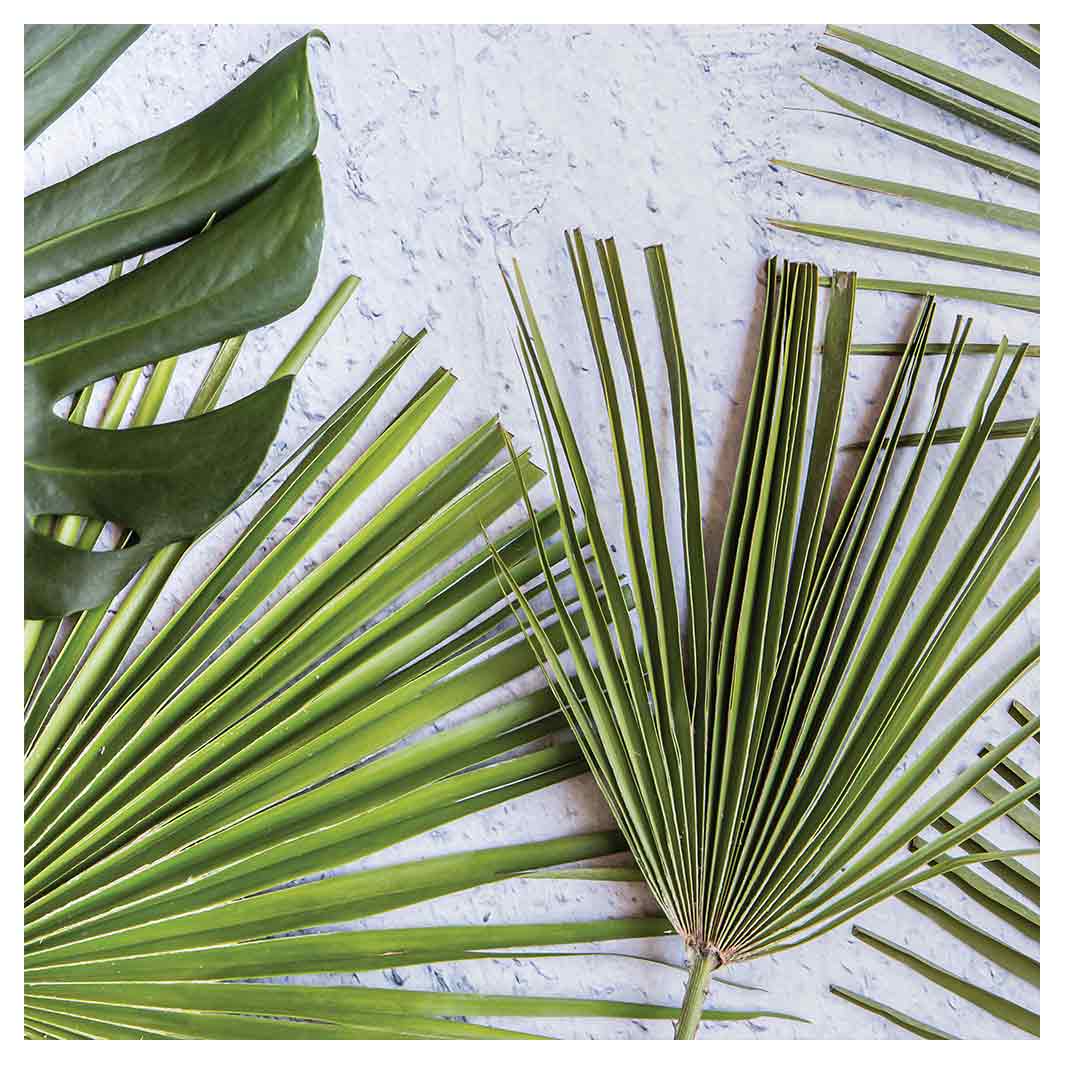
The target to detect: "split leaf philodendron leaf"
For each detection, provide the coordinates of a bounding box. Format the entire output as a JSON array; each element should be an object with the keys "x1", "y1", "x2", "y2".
[
  {"x1": 24, "y1": 30, "x2": 327, "y2": 618},
  {"x1": 25, "y1": 158, "x2": 323, "y2": 618},
  {"x1": 494, "y1": 233, "x2": 1038, "y2": 1039},
  {"x1": 24, "y1": 25, "x2": 148, "y2": 147},
  {"x1": 25, "y1": 33, "x2": 323, "y2": 296}
]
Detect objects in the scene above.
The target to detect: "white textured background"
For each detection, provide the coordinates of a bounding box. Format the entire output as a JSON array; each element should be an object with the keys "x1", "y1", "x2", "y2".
[{"x1": 26, "y1": 24, "x2": 1039, "y2": 1039}]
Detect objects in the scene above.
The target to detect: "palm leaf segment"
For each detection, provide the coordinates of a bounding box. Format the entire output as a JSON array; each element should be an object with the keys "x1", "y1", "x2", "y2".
[
  {"x1": 497, "y1": 232, "x2": 1039, "y2": 1038},
  {"x1": 24, "y1": 280, "x2": 809, "y2": 1039},
  {"x1": 834, "y1": 715, "x2": 1039, "y2": 1038},
  {"x1": 772, "y1": 24, "x2": 1039, "y2": 316}
]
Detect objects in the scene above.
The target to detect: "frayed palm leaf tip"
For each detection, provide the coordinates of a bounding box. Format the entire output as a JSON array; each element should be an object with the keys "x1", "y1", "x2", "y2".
[{"x1": 492, "y1": 231, "x2": 1039, "y2": 1038}]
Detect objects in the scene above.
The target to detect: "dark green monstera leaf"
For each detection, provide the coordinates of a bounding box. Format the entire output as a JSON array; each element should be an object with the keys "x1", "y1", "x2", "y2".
[
  {"x1": 24, "y1": 25, "x2": 149, "y2": 147},
  {"x1": 25, "y1": 31, "x2": 323, "y2": 296},
  {"x1": 24, "y1": 31, "x2": 325, "y2": 619}
]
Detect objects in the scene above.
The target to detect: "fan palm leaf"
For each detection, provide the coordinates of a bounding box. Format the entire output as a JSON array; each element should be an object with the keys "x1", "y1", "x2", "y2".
[
  {"x1": 24, "y1": 275, "x2": 810, "y2": 1038},
  {"x1": 493, "y1": 231, "x2": 1039, "y2": 1038},
  {"x1": 845, "y1": 923, "x2": 1037, "y2": 1036},
  {"x1": 829, "y1": 986, "x2": 954, "y2": 1039}
]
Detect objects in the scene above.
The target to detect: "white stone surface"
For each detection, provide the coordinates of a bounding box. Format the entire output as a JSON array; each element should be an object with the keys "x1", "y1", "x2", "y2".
[{"x1": 26, "y1": 24, "x2": 1039, "y2": 1039}]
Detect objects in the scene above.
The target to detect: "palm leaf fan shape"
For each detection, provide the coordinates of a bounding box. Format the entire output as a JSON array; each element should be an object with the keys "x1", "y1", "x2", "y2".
[
  {"x1": 771, "y1": 24, "x2": 1039, "y2": 317},
  {"x1": 493, "y1": 231, "x2": 1039, "y2": 1038},
  {"x1": 24, "y1": 280, "x2": 807, "y2": 1039}
]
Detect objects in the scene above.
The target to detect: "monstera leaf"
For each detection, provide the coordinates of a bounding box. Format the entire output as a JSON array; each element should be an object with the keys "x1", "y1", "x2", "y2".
[
  {"x1": 24, "y1": 25, "x2": 148, "y2": 147},
  {"x1": 24, "y1": 29, "x2": 325, "y2": 619}
]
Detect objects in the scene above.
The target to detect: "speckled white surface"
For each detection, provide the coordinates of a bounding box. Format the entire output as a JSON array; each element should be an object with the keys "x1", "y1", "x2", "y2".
[{"x1": 25, "y1": 24, "x2": 1039, "y2": 1039}]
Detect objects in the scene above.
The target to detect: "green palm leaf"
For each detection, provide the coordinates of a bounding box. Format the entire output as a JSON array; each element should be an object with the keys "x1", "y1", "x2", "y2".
[
  {"x1": 834, "y1": 715, "x2": 1039, "y2": 1036},
  {"x1": 824, "y1": 25, "x2": 1038, "y2": 124},
  {"x1": 853, "y1": 926, "x2": 1038, "y2": 1036},
  {"x1": 931, "y1": 812, "x2": 1039, "y2": 904},
  {"x1": 772, "y1": 160, "x2": 1038, "y2": 230},
  {"x1": 899, "y1": 888, "x2": 1038, "y2": 986},
  {"x1": 817, "y1": 275, "x2": 1038, "y2": 314},
  {"x1": 848, "y1": 342, "x2": 1039, "y2": 357},
  {"x1": 912, "y1": 832, "x2": 1039, "y2": 941},
  {"x1": 975, "y1": 25, "x2": 1040, "y2": 68},
  {"x1": 830, "y1": 985, "x2": 955, "y2": 1039},
  {"x1": 24, "y1": 271, "x2": 806, "y2": 1038},
  {"x1": 494, "y1": 233, "x2": 1038, "y2": 1038},
  {"x1": 770, "y1": 219, "x2": 1038, "y2": 276},
  {"x1": 776, "y1": 26, "x2": 1040, "y2": 318},
  {"x1": 842, "y1": 416, "x2": 1034, "y2": 452},
  {"x1": 1009, "y1": 699, "x2": 1039, "y2": 738}
]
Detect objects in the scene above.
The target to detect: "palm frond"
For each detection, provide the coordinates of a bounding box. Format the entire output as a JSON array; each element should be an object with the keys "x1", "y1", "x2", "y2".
[
  {"x1": 848, "y1": 342, "x2": 1039, "y2": 357},
  {"x1": 829, "y1": 986, "x2": 954, "y2": 1039},
  {"x1": 899, "y1": 888, "x2": 1038, "y2": 986},
  {"x1": 24, "y1": 276, "x2": 808, "y2": 1038},
  {"x1": 816, "y1": 274, "x2": 1038, "y2": 314},
  {"x1": 930, "y1": 812, "x2": 1039, "y2": 904},
  {"x1": 823, "y1": 25, "x2": 1038, "y2": 123},
  {"x1": 853, "y1": 926, "x2": 1038, "y2": 1036},
  {"x1": 772, "y1": 160, "x2": 1038, "y2": 230},
  {"x1": 911, "y1": 832, "x2": 1039, "y2": 940},
  {"x1": 842, "y1": 416, "x2": 1034, "y2": 452},
  {"x1": 837, "y1": 719, "x2": 1041, "y2": 1038},
  {"x1": 495, "y1": 233, "x2": 1039, "y2": 1038},
  {"x1": 1009, "y1": 698, "x2": 1039, "y2": 738},
  {"x1": 975, "y1": 25, "x2": 1040, "y2": 68},
  {"x1": 776, "y1": 26, "x2": 1039, "y2": 318}
]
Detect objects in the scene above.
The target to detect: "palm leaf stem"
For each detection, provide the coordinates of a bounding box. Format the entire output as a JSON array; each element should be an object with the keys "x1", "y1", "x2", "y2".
[{"x1": 674, "y1": 948, "x2": 719, "y2": 1040}]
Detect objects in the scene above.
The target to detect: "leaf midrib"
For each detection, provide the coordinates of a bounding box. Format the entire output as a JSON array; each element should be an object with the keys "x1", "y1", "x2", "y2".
[
  {"x1": 24, "y1": 152, "x2": 296, "y2": 262},
  {"x1": 24, "y1": 238, "x2": 290, "y2": 370},
  {"x1": 25, "y1": 26, "x2": 83, "y2": 79}
]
